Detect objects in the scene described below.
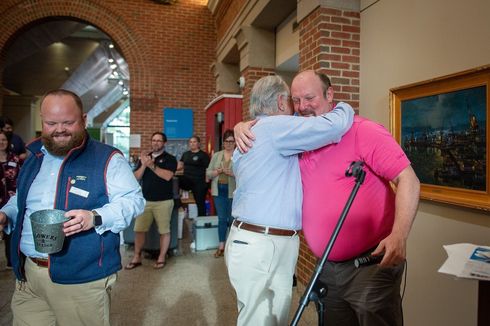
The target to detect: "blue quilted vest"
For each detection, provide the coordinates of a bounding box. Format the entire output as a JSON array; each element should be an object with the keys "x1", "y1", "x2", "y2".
[{"x1": 11, "y1": 134, "x2": 122, "y2": 284}]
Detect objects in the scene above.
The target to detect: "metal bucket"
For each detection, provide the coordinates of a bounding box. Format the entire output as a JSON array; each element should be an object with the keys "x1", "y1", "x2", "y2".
[{"x1": 30, "y1": 209, "x2": 69, "y2": 254}]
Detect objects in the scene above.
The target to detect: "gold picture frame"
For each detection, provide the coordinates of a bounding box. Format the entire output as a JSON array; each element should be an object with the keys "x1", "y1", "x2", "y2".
[{"x1": 390, "y1": 65, "x2": 489, "y2": 211}]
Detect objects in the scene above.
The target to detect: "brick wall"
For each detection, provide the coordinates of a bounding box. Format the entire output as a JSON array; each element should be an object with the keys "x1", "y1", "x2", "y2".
[
  {"x1": 299, "y1": 7, "x2": 360, "y2": 110},
  {"x1": 296, "y1": 6, "x2": 360, "y2": 285},
  {"x1": 0, "y1": 0, "x2": 216, "y2": 152},
  {"x1": 212, "y1": 0, "x2": 247, "y2": 43}
]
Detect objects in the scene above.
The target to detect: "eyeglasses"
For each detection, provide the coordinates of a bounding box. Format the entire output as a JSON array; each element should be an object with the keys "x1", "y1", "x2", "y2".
[
  {"x1": 223, "y1": 140, "x2": 235, "y2": 143},
  {"x1": 152, "y1": 140, "x2": 164, "y2": 143}
]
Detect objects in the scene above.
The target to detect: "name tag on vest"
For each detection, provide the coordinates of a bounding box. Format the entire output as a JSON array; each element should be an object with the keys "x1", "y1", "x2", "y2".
[{"x1": 69, "y1": 186, "x2": 89, "y2": 198}]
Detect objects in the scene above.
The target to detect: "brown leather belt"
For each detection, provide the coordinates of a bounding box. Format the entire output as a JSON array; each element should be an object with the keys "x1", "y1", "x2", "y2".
[
  {"x1": 30, "y1": 257, "x2": 49, "y2": 268},
  {"x1": 233, "y1": 219, "x2": 297, "y2": 237}
]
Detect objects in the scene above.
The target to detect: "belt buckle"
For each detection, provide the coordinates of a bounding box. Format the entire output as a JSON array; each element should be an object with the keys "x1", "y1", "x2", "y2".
[{"x1": 264, "y1": 225, "x2": 270, "y2": 235}]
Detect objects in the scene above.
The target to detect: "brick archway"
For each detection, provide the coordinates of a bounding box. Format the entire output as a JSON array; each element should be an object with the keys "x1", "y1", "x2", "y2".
[{"x1": 0, "y1": 0, "x2": 153, "y2": 100}]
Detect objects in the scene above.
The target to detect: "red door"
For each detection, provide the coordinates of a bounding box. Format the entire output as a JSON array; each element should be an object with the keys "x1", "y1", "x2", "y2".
[
  {"x1": 205, "y1": 94, "x2": 243, "y2": 155},
  {"x1": 204, "y1": 95, "x2": 242, "y2": 215}
]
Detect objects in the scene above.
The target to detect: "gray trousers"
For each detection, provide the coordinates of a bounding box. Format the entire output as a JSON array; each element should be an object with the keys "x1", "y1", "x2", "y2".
[{"x1": 318, "y1": 258, "x2": 405, "y2": 326}]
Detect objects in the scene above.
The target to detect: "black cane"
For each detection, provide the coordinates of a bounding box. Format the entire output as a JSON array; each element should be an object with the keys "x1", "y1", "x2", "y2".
[{"x1": 290, "y1": 161, "x2": 366, "y2": 326}]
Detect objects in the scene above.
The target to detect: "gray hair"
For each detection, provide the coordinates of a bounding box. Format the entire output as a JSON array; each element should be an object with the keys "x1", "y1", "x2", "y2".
[{"x1": 249, "y1": 75, "x2": 289, "y2": 118}]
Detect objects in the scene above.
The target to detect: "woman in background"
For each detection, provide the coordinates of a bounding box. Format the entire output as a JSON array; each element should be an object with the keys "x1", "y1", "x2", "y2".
[
  {"x1": 178, "y1": 135, "x2": 210, "y2": 217},
  {"x1": 0, "y1": 130, "x2": 22, "y2": 269},
  {"x1": 206, "y1": 130, "x2": 236, "y2": 258}
]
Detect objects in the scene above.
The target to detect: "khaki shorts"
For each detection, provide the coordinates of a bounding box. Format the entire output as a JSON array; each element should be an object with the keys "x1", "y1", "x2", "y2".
[{"x1": 134, "y1": 199, "x2": 174, "y2": 234}]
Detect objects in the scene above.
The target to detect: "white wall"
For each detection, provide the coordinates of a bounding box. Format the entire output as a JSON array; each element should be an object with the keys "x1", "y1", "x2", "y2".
[
  {"x1": 276, "y1": 10, "x2": 298, "y2": 69},
  {"x1": 361, "y1": 0, "x2": 490, "y2": 325}
]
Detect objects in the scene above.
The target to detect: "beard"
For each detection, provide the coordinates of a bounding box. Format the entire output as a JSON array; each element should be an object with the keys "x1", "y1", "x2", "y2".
[
  {"x1": 42, "y1": 130, "x2": 85, "y2": 156},
  {"x1": 151, "y1": 145, "x2": 164, "y2": 153}
]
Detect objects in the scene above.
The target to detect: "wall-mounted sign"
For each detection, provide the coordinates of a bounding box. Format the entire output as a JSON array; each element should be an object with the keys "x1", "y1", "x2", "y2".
[
  {"x1": 164, "y1": 108, "x2": 193, "y2": 139},
  {"x1": 129, "y1": 134, "x2": 141, "y2": 148}
]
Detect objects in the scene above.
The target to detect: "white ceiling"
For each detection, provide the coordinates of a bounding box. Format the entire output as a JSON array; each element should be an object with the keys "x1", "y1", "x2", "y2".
[{"x1": 2, "y1": 20, "x2": 129, "y2": 125}]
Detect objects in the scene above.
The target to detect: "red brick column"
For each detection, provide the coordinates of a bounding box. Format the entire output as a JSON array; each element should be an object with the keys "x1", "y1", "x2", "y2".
[
  {"x1": 129, "y1": 97, "x2": 158, "y2": 156},
  {"x1": 296, "y1": 5, "x2": 360, "y2": 285},
  {"x1": 299, "y1": 7, "x2": 360, "y2": 110},
  {"x1": 234, "y1": 25, "x2": 276, "y2": 121}
]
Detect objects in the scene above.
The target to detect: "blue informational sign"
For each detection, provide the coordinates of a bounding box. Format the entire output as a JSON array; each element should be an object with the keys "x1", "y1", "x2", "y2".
[{"x1": 163, "y1": 108, "x2": 193, "y2": 139}]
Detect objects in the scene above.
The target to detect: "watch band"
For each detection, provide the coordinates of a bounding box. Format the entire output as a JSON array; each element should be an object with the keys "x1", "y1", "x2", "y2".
[{"x1": 92, "y1": 210, "x2": 102, "y2": 226}]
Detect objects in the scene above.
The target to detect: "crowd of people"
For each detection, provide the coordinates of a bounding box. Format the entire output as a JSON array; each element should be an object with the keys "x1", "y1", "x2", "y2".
[
  {"x1": 0, "y1": 128, "x2": 22, "y2": 270},
  {"x1": 0, "y1": 69, "x2": 420, "y2": 326}
]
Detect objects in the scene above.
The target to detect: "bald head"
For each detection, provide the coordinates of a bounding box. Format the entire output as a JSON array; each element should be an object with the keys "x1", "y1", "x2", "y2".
[
  {"x1": 291, "y1": 70, "x2": 334, "y2": 116},
  {"x1": 40, "y1": 89, "x2": 84, "y2": 114}
]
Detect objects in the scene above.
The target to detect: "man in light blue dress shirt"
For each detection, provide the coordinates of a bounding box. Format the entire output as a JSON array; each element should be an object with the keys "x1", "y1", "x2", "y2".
[
  {"x1": 0, "y1": 89, "x2": 145, "y2": 326},
  {"x1": 224, "y1": 75, "x2": 354, "y2": 326}
]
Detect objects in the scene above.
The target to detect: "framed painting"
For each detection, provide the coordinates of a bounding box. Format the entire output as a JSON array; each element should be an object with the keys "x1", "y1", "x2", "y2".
[{"x1": 390, "y1": 65, "x2": 489, "y2": 210}]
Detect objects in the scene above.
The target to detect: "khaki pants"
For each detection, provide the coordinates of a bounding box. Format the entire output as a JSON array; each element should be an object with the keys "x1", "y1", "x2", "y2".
[
  {"x1": 225, "y1": 225, "x2": 299, "y2": 326},
  {"x1": 12, "y1": 257, "x2": 117, "y2": 326}
]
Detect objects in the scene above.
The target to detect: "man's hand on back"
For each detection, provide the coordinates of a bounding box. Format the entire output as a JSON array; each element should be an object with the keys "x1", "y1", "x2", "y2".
[{"x1": 234, "y1": 120, "x2": 257, "y2": 153}]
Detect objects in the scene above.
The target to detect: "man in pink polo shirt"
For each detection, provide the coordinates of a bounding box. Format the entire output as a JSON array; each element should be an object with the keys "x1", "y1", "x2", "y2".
[
  {"x1": 235, "y1": 70, "x2": 420, "y2": 326},
  {"x1": 292, "y1": 70, "x2": 420, "y2": 326}
]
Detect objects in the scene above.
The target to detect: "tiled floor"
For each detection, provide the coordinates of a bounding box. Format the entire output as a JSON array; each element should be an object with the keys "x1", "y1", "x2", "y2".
[{"x1": 0, "y1": 223, "x2": 317, "y2": 325}]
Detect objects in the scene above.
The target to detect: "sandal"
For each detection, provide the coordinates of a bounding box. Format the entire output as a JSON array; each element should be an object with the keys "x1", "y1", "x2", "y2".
[
  {"x1": 124, "y1": 261, "x2": 142, "y2": 270},
  {"x1": 214, "y1": 248, "x2": 224, "y2": 258},
  {"x1": 153, "y1": 261, "x2": 166, "y2": 269}
]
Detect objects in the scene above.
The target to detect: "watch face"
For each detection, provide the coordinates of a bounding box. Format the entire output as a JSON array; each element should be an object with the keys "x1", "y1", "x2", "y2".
[{"x1": 93, "y1": 211, "x2": 102, "y2": 226}]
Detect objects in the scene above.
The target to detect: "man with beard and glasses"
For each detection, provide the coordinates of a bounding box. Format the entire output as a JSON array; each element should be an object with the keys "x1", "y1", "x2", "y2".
[
  {"x1": 0, "y1": 89, "x2": 145, "y2": 326},
  {"x1": 125, "y1": 132, "x2": 177, "y2": 270}
]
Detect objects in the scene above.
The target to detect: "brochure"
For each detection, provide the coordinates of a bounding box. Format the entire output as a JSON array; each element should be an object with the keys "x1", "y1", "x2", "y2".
[{"x1": 438, "y1": 243, "x2": 490, "y2": 281}]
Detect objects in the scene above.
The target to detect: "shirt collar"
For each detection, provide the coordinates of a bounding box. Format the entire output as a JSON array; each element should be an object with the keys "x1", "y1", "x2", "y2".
[
  {"x1": 40, "y1": 145, "x2": 64, "y2": 159},
  {"x1": 152, "y1": 149, "x2": 164, "y2": 157}
]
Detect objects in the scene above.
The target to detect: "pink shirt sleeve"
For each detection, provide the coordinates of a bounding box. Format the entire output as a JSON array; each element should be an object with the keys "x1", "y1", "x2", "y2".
[{"x1": 355, "y1": 119, "x2": 411, "y2": 181}]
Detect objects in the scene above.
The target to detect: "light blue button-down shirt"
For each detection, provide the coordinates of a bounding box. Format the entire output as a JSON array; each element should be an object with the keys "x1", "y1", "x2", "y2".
[
  {"x1": 2, "y1": 146, "x2": 145, "y2": 258},
  {"x1": 232, "y1": 102, "x2": 354, "y2": 230}
]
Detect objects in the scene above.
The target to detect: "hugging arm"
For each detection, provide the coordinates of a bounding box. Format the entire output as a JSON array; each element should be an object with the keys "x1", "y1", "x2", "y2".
[{"x1": 234, "y1": 119, "x2": 258, "y2": 153}]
